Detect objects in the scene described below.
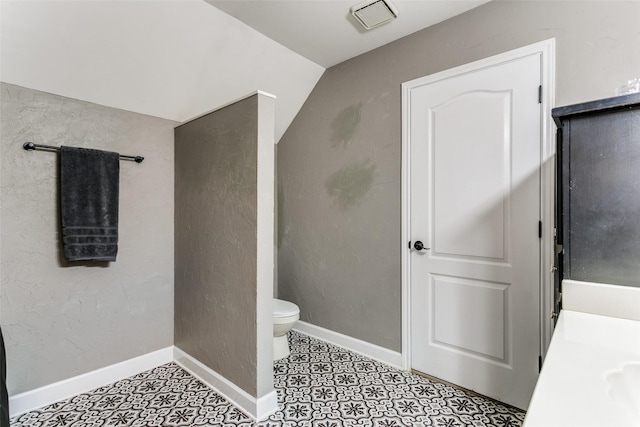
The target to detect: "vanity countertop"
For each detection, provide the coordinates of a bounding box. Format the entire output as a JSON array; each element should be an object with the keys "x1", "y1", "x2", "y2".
[{"x1": 524, "y1": 310, "x2": 640, "y2": 427}]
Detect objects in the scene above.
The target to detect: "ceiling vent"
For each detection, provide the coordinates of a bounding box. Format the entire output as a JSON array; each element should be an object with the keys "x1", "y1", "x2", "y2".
[{"x1": 351, "y1": 0, "x2": 399, "y2": 30}]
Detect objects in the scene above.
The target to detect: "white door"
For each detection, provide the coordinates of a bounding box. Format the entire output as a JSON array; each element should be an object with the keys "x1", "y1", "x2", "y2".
[{"x1": 407, "y1": 52, "x2": 541, "y2": 410}]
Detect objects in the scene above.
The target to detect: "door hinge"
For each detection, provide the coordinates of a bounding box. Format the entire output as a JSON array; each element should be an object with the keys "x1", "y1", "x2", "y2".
[
  {"x1": 538, "y1": 85, "x2": 543, "y2": 104},
  {"x1": 538, "y1": 221, "x2": 542, "y2": 238},
  {"x1": 538, "y1": 355, "x2": 543, "y2": 372}
]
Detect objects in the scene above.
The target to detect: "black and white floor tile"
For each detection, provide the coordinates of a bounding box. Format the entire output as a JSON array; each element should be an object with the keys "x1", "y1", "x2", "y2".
[{"x1": 11, "y1": 331, "x2": 525, "y2": 426}]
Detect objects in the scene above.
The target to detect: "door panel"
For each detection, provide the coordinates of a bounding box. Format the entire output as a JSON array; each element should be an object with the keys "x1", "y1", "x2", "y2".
[
  {"x1": 432, "y1": 276, "x2": 508, "y2": 361},
  {"x1": 432, "y1": 91, "x2": 511, "y2": 260},
  {"x1": 408, "y1": 53, "x2": 541, "y2": 410}
]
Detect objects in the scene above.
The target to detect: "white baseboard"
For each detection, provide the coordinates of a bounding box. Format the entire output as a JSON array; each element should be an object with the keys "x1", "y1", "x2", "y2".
[
  {"x1": 294, "y1": 321, "x2": 403, "y2": 369},
  {"x1": 9, "y1": 347, "x2": 173, "y2": 418},
  {"x1": 173, "y1": 347, "x2": 278, "y2": 421},
  {"x1": 8, "y1": 327, "x2": 400, "y2": 420}
]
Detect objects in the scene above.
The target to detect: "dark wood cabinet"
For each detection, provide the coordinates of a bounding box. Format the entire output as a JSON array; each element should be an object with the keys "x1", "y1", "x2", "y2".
[{"x1": 552, "y1": 93, "x2": 640, "y2": 310}]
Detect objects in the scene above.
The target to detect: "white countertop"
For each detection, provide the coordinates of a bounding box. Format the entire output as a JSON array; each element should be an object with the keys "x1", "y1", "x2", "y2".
[{"x1": 524, "y1": 310, "x2": 640, "y2": 427}]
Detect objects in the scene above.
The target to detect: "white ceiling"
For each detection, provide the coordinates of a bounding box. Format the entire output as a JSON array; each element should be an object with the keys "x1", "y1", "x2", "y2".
[
  {"x1": 208, "y1": 0, "x2": 491, "y2": 68},
  {"x1": 0, "y1": 0, "x2": 489, "y2": 142},
  {"x1": 0, "y1": 0, "x2": 323, "y2": 141}
]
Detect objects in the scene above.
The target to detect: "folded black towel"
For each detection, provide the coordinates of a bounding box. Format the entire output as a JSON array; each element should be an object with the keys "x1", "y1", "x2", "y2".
[{"x1": 60, "y1": 146, "x2": 120, "y2": 262}]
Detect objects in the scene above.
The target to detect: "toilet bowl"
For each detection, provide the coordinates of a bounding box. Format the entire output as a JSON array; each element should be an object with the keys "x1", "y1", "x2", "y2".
[{"x1": 273, "y1": 298, "x2": 300, "y2": 361}]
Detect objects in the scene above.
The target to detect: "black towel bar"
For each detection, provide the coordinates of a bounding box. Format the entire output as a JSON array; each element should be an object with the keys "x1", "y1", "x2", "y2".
[{"x1": 23, "y1": 142, "x2": 144, "y2": 163}]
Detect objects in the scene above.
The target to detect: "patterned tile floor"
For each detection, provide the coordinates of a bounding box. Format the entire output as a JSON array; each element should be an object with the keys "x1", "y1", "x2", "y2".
[{"x1": 11, "y1": 331, "x2": 525, "y2": 426}]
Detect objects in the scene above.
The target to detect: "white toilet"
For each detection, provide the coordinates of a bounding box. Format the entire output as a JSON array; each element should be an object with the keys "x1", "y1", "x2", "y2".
[{"x1": 273, "y1": 298, "x2": 300, "y2": 361}]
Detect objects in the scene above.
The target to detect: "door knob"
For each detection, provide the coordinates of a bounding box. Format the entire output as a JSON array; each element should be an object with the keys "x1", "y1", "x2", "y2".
[{"x1": 413, "y1": 241, "x2": 430, "y2": 251}]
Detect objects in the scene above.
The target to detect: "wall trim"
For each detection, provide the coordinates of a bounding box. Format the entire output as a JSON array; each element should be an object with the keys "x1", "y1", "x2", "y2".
[
  {"x1": 8, "y1": 347, "x2": 173, "y2": 418},
  {"x1": 173, "y1": 347, "x2": 279, "y2": 421},
  {"x1": 176, "y1": 90, "x2": 277, "y2": 128},
  {"x1": 9, "y1": 346, "x2": 280, "y2": 421},
  {"x1": 400, "y1": 38, "x2": 556, "y2": 371},
  {"x1": 294, "y1": 321, "x2": 403, "y2": 369}
]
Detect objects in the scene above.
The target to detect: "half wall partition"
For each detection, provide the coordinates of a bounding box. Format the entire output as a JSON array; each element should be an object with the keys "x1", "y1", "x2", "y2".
[{"x1": 174, "y1": 92, "x2": 277, "y2": 420}]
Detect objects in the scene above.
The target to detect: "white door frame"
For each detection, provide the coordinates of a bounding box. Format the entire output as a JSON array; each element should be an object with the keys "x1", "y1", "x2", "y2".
[{"x1": 400, "y1": 39, "x2": 556, "y2": 371}]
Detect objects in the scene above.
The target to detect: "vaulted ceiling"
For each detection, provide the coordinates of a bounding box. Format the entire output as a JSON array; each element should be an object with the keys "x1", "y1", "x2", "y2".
[
  {"x1": 208, "y1": 0, "x2": 490, "y2": 68},
  {"x1": 0, "y1": 0, "x2": 488, "y2": 141}
]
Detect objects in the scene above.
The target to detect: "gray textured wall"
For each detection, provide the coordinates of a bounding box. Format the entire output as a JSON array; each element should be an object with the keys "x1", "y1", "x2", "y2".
[
  {"x1": 175, "y1": 93, "x2": 274, "y2": 398},
  {"x1": 0, "y1": 83, "x2": 175, "y2": 394},
  {"x1": 277, "y1": 1, "x2": 640, "y2": 352}
]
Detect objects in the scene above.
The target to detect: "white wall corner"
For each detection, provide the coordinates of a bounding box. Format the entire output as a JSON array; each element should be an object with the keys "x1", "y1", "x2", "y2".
[
  {"x1": 256, "y1": 92, "x2": 276, "y2": 401},
  {"x1": 256, "y1": 389, "x2": 279, "y2": 420},
  {"x1": 8, "y1": 347, "x2": 173, "y2": 418},
  {"x1": 294, "y1": 321, "x2": 403, "y2": 369},
  {"x1": 173, "y1": 347, "x2": 279, "y2": 421}
]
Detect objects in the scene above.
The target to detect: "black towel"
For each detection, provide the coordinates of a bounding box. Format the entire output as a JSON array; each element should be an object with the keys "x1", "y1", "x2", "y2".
[
  {"x1": 60, "y1": 146, "x2": 120, "y2": 262},
  {"x1": 1, "y1": 327, "x2": 8, "y2": 427}
]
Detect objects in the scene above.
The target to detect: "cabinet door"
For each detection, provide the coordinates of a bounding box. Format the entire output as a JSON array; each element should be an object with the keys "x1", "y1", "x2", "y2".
[{"x1": 565, "y1": 108, "x2": 640, "y2": 287}]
